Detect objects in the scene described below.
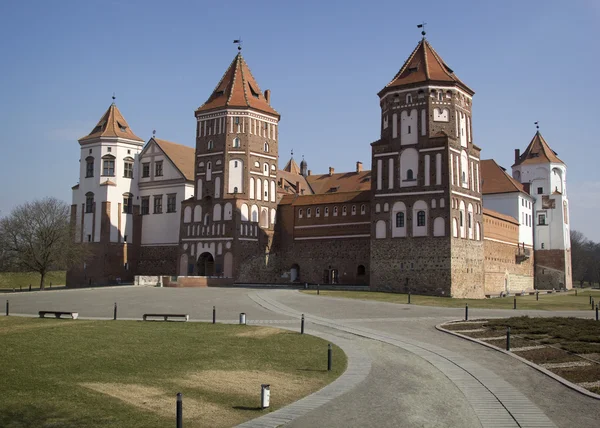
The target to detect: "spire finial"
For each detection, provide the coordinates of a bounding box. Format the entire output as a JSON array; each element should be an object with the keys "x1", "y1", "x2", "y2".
[
  {"x1": 233, "y1": 38, "x2": 242, "y2": 52},
  {"x1": 291, "y1": 149, "x2": 294, "y2": 158},
  {"x1": 417, "y1": 22, "x2": 427, "y2": 38},
  {"x1": 152, "y1": 129, "x2": 156, "y2": 138},
  {"x1": 112, "y1": 92, "x2": 116, "y2": 104},
  {"x1": 535, "y1": 121, "x2": 540, "y2": 131}
]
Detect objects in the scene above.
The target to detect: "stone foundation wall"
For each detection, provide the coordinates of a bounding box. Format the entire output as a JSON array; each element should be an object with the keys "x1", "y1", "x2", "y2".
[
  {"x1": 451, "y1": 238, "x2": 485, "y2": 298},
  {"x1": 164, "y1": 276, "x2": 234, "y2": 287},
  {"x1": 483, "y1": 239, "x2": 534, "y2": 296},
  {"x1": 137, "y1": 245, "x2": 178, "y2": 276},
  {"x1": 66, "y1": 243, "x2": 137, "y2": 287},
  {"x1": 370, "y1": 236, "x2": 452, "y2": 296},
  {"x1": 535, "y1": 249, "x2": 571, "y2": 290}
]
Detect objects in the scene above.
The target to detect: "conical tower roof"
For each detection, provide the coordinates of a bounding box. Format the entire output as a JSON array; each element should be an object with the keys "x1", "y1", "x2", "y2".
[
  {"x1": 379, "y1": 38, "x2": 473, "y2": 97},
  {"x1": 196, "y1": 53, "x2": 279, "y2": 117},
  {"x1": 79, "y1": 102, "x2": 144, "y2": 143},
  {"x1": 282, "y1": 157, "x2": 301, "y2": 175},
  {"x1": 513, "y1": 131, "x2": 564, "y2": 167}
]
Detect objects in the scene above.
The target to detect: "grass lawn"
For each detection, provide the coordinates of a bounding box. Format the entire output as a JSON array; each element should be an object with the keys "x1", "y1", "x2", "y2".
[
  {"x1": 443, "y1": 316, "x2": 600, "y2": 394},
  {"x1": 301, "y1": 289, "x2": 600, "y2": 311},
  {"x1": 0, "y1": 317, "x2": 346, "y2": 428},
  {"x1": 0, "y1": 271, "x2": 66, "y2": 289}
]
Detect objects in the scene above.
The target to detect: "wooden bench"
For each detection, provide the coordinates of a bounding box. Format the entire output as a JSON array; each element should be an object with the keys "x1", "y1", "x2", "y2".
[
  {"x1": 142, "y1": 313, "x2": 189, "y2": 322},
  {"x1": 39, "y1": 311, "x2": 79, "y2": 320}
]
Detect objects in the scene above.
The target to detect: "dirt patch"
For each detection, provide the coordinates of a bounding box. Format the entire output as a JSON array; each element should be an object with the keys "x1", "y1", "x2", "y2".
[
  {"x1": 485, "y1": 337, "x2": 531, "y2": 349},
  {"x1": 235, "y1": 327, "x2": 282, "y2": 338},
  {"x1": 178, "y1": 370, "x2": 321, "y2": 404},
  {"x1": 443, "y1": 322, "x2": 487, "y2": 331},
  {"x1": 514, "y1": 346, "x2": 581, "y2": 364},
  {"x1": 549, "y1": 364, "x2": 600, "y2": 384},
  {"x1": 79, "y1": 383, "x2": 237, "y2": 427}
]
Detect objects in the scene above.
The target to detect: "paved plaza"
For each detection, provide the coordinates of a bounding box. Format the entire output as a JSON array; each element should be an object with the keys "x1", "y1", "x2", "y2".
[{"x1": 4, "y1": 286, "x2": 600, "y2": 427}]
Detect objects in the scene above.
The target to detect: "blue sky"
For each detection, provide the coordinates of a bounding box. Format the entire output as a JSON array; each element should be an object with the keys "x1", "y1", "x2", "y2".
[{"x1": 1, "y1": 0, "x2": 598, "y2": 241}]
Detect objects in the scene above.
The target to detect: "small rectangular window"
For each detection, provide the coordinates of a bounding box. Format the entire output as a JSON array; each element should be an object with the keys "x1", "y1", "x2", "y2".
[
  {"x1": 537, "y1": 187, "x2": 543, "y2": 194},
  {"x1": 141, "y1": 197, "x2": 150, "y2": 215},
  {"x1": 153, "y1": 195, "x2": 163, "y2": 214},
  {"x1": 86, "y1": 160, "x2": 94, "y2": 178},
  {"x1": 123, "y1": 195, "x2": 132, "y2": 214},
  {"x1": 538, "y1": 214, "x2": 546, "y2": 225},
  {"x1": 407, "y1": 125, "x2": 411, "y2": 134},
  {"x1": 124, "y1": 161, "x2": 133, "y2": 178},
  {"x1": 155, "y1": 161, "x2": 163, "y2": 177},
  {"x1": 102, "y1": 159, "x2": 115, "y2": 176},
  {"x1": 142, "y1": 163, "x2": 150, "y2": 178},
  {"x1": 167, "y1": 194, "x2": 176, "y2": 213}
]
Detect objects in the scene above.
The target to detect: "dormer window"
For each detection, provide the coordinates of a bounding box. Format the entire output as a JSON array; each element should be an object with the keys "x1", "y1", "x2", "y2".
[
  {"x1": 248, "y1": 83, "x2": 260, "y2": 99},
  {"x1": 117, "y1": 122, "x2": 127, "y2": 132}
]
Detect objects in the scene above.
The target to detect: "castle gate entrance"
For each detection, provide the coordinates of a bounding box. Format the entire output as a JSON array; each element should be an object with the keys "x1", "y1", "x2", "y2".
[{"x1": 197, "y1": 252, "x2": 215, "y2": 277}]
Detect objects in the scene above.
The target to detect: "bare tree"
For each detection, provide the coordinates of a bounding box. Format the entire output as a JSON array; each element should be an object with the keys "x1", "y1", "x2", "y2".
[{"x1": 0, "y1": 197, "x2": 87, "y2": 289}]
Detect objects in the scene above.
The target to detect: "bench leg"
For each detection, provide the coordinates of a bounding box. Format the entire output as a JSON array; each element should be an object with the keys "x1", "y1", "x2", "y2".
[
  {"x1": 55, "y1": 314, "x2": 60, "y2": 319},
  {"x1": 164, "y1": 316, "x2": 168, "y2": 321}
]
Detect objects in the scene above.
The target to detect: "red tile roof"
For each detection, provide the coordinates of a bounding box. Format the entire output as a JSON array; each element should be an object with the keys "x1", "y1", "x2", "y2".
[
  {"x1": 306, "y1": 170, "x2": 372, "y2": 194},
  {"x1": 277, "y1": 169, "x2": 313, "y2": 196},
  {"x1": 483, "y1": 208, "x2": 519, "y2": 225},
  {"x1": 196, "y1": 53, "x2": 279, "y2": 117},
  {"x1": 282, "y1": 157, "x2": 301, "y2": 175},
  {"x1": 79, "y1": 103, "x2": 144, "y2": 143},
  {"x1": 379, "y1": 38, "x2": 474, "y2": 96},
  {"x1": 481, "y1": 159, "x2": 526, "y2": 195},
  {"x1": 152, "y1": 138, "x2": 195, "y2": 181},
  {"x1": 513, "y1": 131, "x2": 564, "y2": 167}
]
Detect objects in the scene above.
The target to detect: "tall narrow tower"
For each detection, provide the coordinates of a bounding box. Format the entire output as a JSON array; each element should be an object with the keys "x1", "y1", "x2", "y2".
[
  {"x1": 67, "y1": 101, "x2": 145, "y2": 286},
  {"x1": 370, "y1": 36, "x2": 484, "y2": 298},
  {"x1": 179, "y1": 51, "x2": 280, "y2": 279},
  {"x1": 512, "y1": 131, "x2": 572, "y2": 289}
]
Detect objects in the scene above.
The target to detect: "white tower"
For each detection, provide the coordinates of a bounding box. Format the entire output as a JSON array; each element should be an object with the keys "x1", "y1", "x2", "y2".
[
  {"x1": 67, "y1": 100, "x2": 145, "y2": 286},
  {"x1": 512, "y1": 131, "x2": 571, "y2": 289}
]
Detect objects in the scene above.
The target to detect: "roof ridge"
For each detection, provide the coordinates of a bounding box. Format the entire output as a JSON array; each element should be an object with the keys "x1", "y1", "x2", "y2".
[
  {"x1": 226, "y1": 54, "x2": 240, "y2": 105},
  {"x1": 423, "y1": 39, "x2": 430, "y2": 80},
  {"x1": 425, "y1": 41, "x2": 454, "y2": 80},
  {"x1": 238, "y1": 54, "x2": 251, "y2": 106}
]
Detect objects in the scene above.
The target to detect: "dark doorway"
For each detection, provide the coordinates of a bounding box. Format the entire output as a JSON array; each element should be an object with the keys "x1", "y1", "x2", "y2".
[{"x1": 197, "y1": 252, "x2": 215, "y2": 276}]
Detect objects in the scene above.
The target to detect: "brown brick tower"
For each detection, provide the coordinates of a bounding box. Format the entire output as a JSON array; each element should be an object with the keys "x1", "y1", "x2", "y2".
[
  {"x1": 370, "y1": 37, "x2": 484, "y2": 297},
  {"x1": 178, "y1": 51, "x2": 280, "y2": 279}
]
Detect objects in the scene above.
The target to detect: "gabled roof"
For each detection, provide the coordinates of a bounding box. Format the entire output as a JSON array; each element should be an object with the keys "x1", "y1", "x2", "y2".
[
  {"x1": 513, "y1": 131, "x2": 564, "y2": 167},
  {"x1": 306, "y1": 170, "x2": 372, "y2": 194},
  {"x1": 481, "y1": 159, "x2": 526, "y2": 195},
  {"x1": 281, "y1": 190, "x2": 371, "y2": 206},
  {"x1": 282, "y1": 157, "x2": 301, "y2": 175},
  {"x1": 379, "y1": 38, "x2": 473, "y2": 97},
  {"x1": 149, "y1": 138, "x2": 195, "y2": 181},
  {"x1": 277, "y1": 169, "x2": 313, "y2": 196},
  {"x1": 79, "y1": 103, "x2": 144, "y2": 143},
  {"x1": 483, "y1": 208, "x2": 519, "y2": 225},
  {"x1": 196, "y1": 53, "x2": 279, "y2": 117}
]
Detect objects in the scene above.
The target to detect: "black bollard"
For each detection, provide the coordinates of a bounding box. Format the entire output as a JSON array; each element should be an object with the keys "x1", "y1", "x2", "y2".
[
  {"x1": 20, "y1": 286, "x2": 22, "y2": 292},
  {"x1": 506, "y1": 327, "x2": 511, "y2": 351},
  {"x1": 465, "y1": 304, "x2": 469, "y2": 321},
  {"x1": 327, "y1": 344, "x2": 332, "y2": 371},
  {"x1": 113, "y1": 302, "x2": 117, "y2": 320},
  {"x1": 29, "y1": 284, "x2": 31, "y2": 292},
  {"x1": 317, "y1": 284, "x2": 320, "y2": 295},
  {"x1": 176, "y1": 392, "x2": 182, "y2": 428},
  {"x1": 596, "y1": 304, "x2": 599, "y2": 321},
  {"x1": 575, "y1": 289, "x2": 577, "y2": 296},
  {"x1": 301, "y1": 314, "x2": 305, "y2": 334},
  {"x1": 513, "y1": 297, "x2": 517, "y2": 310},
  {"x1": 592, "y1": 298, "x2": 595, "y2": 310},
  {"x1": 536, "y1": 291, "x2": 539, "y2": 301},
  {"x1": 50, "y1": 282, "x2": 52, "y2": 289},
  {"x1": 5, "y1": 300, "x2": 8, "y2": 316},
  {"x1": 213, "y1": 306, "x2": 216, "y2": 324},
  {"x1": 590, "y1": 295, "x2": 592, "y2": 305},
  {"x1": 408, "y1": 292, "x2": 411, "y2": 304}
]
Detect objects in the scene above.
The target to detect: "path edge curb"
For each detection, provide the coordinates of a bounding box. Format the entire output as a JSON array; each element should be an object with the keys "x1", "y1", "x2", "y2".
[{"x1": 436, "y1": 320, "x2": 600, "y2": 401}]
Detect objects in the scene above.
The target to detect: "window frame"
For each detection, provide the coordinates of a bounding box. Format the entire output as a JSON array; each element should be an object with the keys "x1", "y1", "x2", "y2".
[
  {"x1": 142, "y1": 162, "x2": 150, "y2": 178},
  {"x1": 141, "y1": 196, "x2": 150, "y2": 215},
  {"x1": 85, "y1": 193, "x2": 94, "y2": 213},
  {"x1": 417, "y1": 210, "x2": 426, "y2": 227},
  {"x1": 396, "y1": 212, "x2": 405, "y2": 228},
  {"x1": 123, "y1": 194, "x2": 133, "y2": 214},
  {"x1": 166, "y1": 193, "x2": 177, "y2": 213},
  {"x1": 102, "y1": 156, "x2": 115, "y2": 177},
  {"x1": 85, "y1": 157, "x2": 94, "y2": 178},
  {"x1": 153, "y1": 195, "x2": 163, "y2": 214},
  {"x1": 155, "y1": 161, "x2": 163, "y2": 177}
]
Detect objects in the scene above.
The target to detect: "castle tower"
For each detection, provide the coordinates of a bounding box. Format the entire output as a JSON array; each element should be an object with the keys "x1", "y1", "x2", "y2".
[
  {"x1": 67, "y1": 101, "x2": 145, "y2": 286},
  {"x1": 512, "y1": 131, "x2": 572, "y2": 289},
  {"x1": 370, "y1": 37, "x2": 484, "y2": 298},
  {"x1": 179, "y1": 51, "x2": 280, "y2": 279}
]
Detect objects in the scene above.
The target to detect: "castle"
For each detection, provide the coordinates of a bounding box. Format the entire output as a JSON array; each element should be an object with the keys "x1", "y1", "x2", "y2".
[{"x1": 67, "y1": 37, "x2": 572, "y2": 297}]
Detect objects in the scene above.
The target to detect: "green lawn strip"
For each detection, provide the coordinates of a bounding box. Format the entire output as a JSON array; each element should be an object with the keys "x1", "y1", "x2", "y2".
[
  {"x1": 0, "y1": 271, "x2": 66, "y2": 289},
  {"x1": 301, "y1": 289, "x2": 600, "y2": 311},
  {"x1": 0, "y1": 318, "x2": 346, "y2": 428}
]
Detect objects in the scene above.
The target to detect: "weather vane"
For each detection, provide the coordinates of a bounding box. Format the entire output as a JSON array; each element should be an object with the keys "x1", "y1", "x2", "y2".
[
  {"x1": 291, "y1": 149, "x2": 294, "y2": 157},
  {"x1": 152, "y1": 130, "x2": 156, "y2": 138},
  {"x1": 417, "y1": 22, "x2": 427, "y2": 38},
  {"x1": 233, "y1": 39, "x2": 243, "y2": 51},
  {"x1": 535, "y1": 121, "x2": 539, "y2": 130},
  {"x1": 112, "y1": 92, "x2": 116, "y2": 101}
]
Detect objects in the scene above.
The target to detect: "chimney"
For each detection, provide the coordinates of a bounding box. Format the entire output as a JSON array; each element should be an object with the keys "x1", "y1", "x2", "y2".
[
  {"x1": 329, "y1": 167, "x2": 335, "y2": 176},
  {"x1": 356, "y1": 161, "x2": 363, "y2": 173},
  {"x1": 264, "y1": 89, "x2": 271, "y2": 104},
  {"x1": 514, "y1": 149, "x2": 520, "y2": 164},
  {"x1": 308, "y1": 170, "x2": 311, "y2": 176},
  {"x1": 296, "y1": 181, "x2": 301, "y2": 194}
]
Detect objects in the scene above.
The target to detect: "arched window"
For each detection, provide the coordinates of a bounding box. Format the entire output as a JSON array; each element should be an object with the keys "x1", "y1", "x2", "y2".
[
  {"x1": 102, "y1": 154, "x2": 115, "y2": 176},
  {"x1": 316, "y1": 207, "x2": 320, "y2": 217},
  {"x1": 85, "y1": 192, "x2": 94, "y2": 213},
  {"x1": 85, "y1": 156, "x2": 94, "y2": 177},
  {"x1": 307, "y1": 208, "x2": 311, "y2": 218},
  {"x1": 406, "y1": 94, "x2": 412, "y2": 104},
  {"x1": 324, "y1": 207, "x2": 329, "y2": 216},
  {"x1": 376, "y1": 220, "x2": 386, "y2": 239},
  {"x1": 333, "y1": 207, "x2": 338, "y2": 216},
  {"x1": 406, "y1": 169, "x2": 414, "y2": 180},
  {"x1": 396, "y1": 212, "x2": 405, "y2": 228},
  {"x1": 417, "y1": 211, "x2": 426, "y2": 227},
  {"x1": 264, "y1": 142, "x2": 269, "y2": 152},
  {"x1": 207, "y1": 140, "x2": 214, "y2": 150},
  {"x1": 299, "y1": 208, "x2": 303, "y2": 218},
  {"x1": 263, "y1": 163, "x2": 269, "y2": 176},
  {"x1": 351, "y1": 205, "x2": 356, "y2": 215},
  {"x1": 123, "y1": 193, "x2": 133, "y2": 214},
  {"x1": 233, "y1": 137, "x2": 240, "y2": 148},
  {"x1": 361, "y1": 204, "x2": 366, "y2": 215},
  {"x1": 342, "y1": 206, "x2": 347, "y2": 216},
  {"x1": 357, "y1": 265, "x2": 366, "y2": 276}
]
